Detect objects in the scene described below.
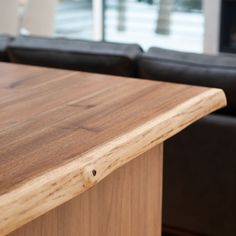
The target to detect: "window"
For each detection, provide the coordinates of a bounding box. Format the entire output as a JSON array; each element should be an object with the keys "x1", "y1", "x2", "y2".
[
  {"x1": 55, "y1": 0, "x2": 93, "y2": 40},
  {"x1": 104, "y1": 0, "x2": 203, "y2": 52},
  {"x1": 0, "y1": 0, "x2": 203, "y2": 53}
]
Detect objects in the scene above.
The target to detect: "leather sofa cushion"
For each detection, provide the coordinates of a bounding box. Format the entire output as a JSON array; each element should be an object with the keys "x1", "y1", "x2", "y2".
[
  {"x1": 0, "y1": 35, "x2": 13, "y2": 61},
  {"x1": 138, "y1": 47, "x2": 236, "y2": 116},
  {"x1": 164, "y1": 114, "x2": 236, "y2": 236},
  {"x1": 7, "y1": 36, "x2": 142, "y2": 77}
]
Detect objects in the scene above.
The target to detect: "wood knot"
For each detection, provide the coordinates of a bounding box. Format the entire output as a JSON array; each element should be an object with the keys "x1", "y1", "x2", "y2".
[
  {"x1": 92, "y1": 170, "x2": 97, "y2": 176},
  {"x1": 82, "y1": 166, "x2": 98, "y2": 188}
]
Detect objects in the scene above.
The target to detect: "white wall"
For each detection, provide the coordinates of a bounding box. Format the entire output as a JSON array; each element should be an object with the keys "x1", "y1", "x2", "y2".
[
  {"x1": 0, "y1": 0, "x2": 18, "y2": 35},
  {"x1": 22, "y1": 0, "x2": 58, "y2": 37},
  {"x1": 203, "y1": 0, "x2": 221, "y2": 54},
  {"x1": 92, "y1": 0, "x2": 104, "y2": 41}
]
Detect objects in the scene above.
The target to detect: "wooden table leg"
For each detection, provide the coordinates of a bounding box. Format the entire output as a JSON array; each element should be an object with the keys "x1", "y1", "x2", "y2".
[{"x1": 8, "y1": 144, "x2": 163, "y2": 236}]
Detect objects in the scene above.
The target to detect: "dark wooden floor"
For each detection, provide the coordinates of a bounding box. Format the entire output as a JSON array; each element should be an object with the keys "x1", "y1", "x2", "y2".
[{"x1": 162, "y1": 226, "x2": 208, "y2": 236}]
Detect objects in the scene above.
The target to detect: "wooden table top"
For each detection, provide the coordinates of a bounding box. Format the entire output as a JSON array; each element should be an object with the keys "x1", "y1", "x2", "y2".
[{"x1": 0, "y1": 62, "x2": 226, "y2": 235}]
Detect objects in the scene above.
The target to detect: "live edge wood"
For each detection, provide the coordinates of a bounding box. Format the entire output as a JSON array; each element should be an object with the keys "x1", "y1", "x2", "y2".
[
  {"x1": 0, "y1": 63, "x2": 226, "y2": 235},
  {"x1": 9, "y1": 145, "x2": 163, "y2": 236}
]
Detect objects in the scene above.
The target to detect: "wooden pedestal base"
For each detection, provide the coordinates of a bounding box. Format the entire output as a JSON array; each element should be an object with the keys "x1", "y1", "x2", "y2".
[{"x1": 8, "y1": 145, "x2": 163, "y2": 236}]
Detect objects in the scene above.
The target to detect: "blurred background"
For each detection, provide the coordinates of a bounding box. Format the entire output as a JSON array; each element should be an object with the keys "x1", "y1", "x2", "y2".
[{"x1": 0, "y1": 0, "x2": 220, "y2": 53}]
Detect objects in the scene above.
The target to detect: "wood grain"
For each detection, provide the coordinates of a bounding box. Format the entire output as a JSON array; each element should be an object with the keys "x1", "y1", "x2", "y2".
[
  {"x1": 0, "y1": 62, "x2": 226, "y2": 235},
  {"x1": 8, "y1": 145, "x2": 163, "y2": 236}
]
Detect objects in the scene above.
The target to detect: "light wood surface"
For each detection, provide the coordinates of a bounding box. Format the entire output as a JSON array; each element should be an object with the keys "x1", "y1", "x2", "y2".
[
  {"x1": 8, "y1": 145, "x2": 163, "y2": 236},
  {"x1": 0, "y1": 62, "x2": 226, "y2": 235}
]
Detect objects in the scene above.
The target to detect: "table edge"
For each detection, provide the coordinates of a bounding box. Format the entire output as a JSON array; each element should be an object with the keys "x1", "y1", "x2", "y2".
[{"x1": 0, "y1": 88, "x2": 226, "y2": 236}]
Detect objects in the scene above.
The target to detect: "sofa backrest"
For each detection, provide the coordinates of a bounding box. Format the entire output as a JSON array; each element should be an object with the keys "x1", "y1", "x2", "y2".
[
  {"x1": 137, "y1": 47, "x2": 236, "y2": 116},
  {"x1": 7, "y1": 36, "x2": 143, "y2": 77}
]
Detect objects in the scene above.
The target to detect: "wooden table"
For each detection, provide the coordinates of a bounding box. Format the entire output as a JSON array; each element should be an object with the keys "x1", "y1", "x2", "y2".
[{"x1": 0, "y1": 62, "x2": 226, "y2": 236}]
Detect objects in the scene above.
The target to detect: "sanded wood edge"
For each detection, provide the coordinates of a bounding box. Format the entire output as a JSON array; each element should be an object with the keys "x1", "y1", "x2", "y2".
[
  {"x1": 0, "y1": 88, "x2": 226, "y2": 236},
  {"x1": 9, "y1": 145, "x2": 163, "y2": 236}
]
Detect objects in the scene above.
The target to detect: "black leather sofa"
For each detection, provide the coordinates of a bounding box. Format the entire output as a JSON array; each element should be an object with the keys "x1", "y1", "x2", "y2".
[
  {"x1": 6, "y1": 36, "x2": 142, "y2": 77},
  {"x1": 0, "y1": 35, "x2": 13, "y2": 61},
  {"x1": 1, "y1": 35, "x2": 235, "y2": 236},
  {"x1": 138, "y1": 48, "x2": 236, "y2": 236}
]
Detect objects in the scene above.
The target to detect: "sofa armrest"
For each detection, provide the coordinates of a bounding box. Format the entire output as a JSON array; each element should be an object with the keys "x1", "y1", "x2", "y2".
[{"x1": 137, "y1": 47, "x2": 236, "y2": 116}]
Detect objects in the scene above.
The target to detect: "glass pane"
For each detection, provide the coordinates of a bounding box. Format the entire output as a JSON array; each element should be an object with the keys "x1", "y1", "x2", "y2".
[
  {"x1": 104, "y1": 0, "x2": 203, "y2": 52},
  {"x1": 55, "y1": 0, "x2": 93, "y2": 40}
]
